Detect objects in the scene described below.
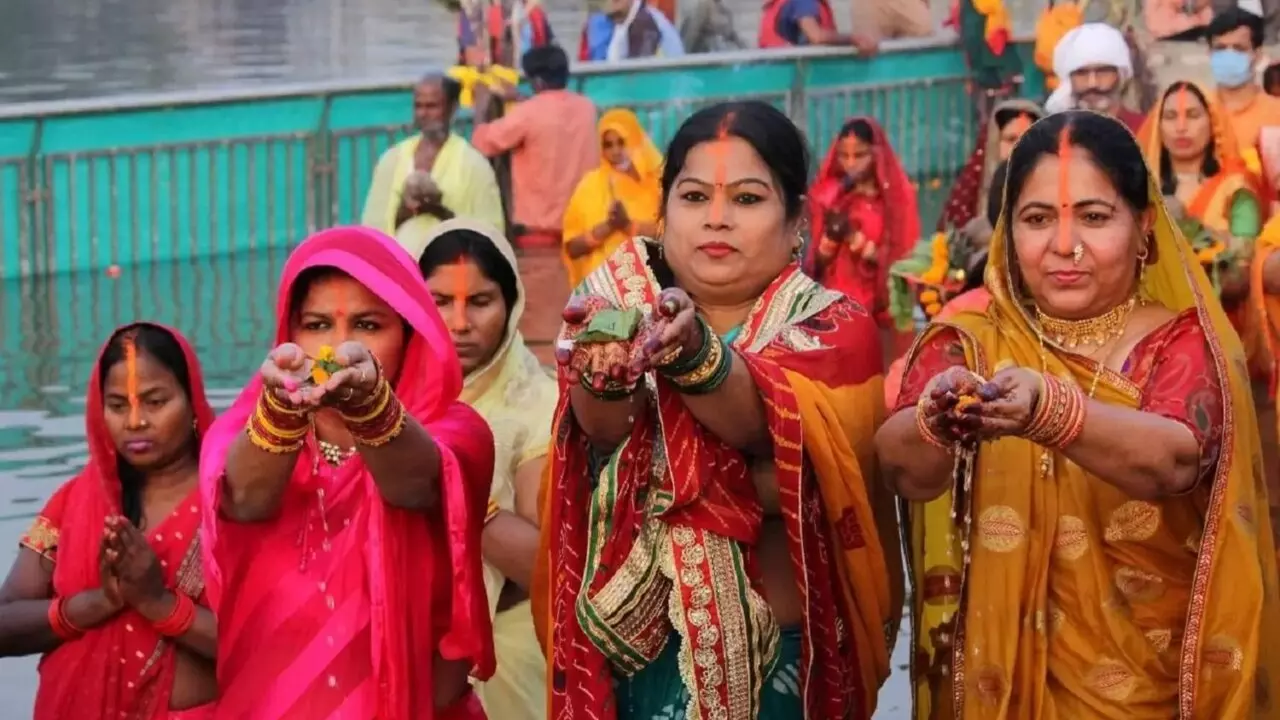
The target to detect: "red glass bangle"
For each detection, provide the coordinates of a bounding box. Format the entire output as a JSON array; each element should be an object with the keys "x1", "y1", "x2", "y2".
[
  {"x1": 48, "y1": 597, "x2": 84, "y2": 640},
  {"x1": 152, "y1": 593, "x2": 197, "y2": 637}
]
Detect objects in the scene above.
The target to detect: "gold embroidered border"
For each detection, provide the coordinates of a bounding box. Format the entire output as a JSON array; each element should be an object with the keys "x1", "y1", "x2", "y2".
[{"x1": 20, "y1": 516, "x2": 58, "y2": 561}]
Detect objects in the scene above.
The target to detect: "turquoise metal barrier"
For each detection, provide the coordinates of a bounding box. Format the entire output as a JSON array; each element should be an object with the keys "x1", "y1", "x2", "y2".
[{"x1": 0, "y1": 37, "x2": 1043, "y2": 278}]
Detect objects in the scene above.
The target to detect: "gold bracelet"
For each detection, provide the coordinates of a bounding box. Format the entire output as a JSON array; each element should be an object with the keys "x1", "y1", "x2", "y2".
[
  {"x1": 485, "y1": 499, "x2": 501, "y2": 525},
  {"x1": 246, "y1": 423, "x2": 304, "y2": 454},
  {"x1": 669, "y1": 333, "x2": 725, "y2": 389},
  {"x1": 340, "y1": 381, "x2": 392, "y2": 425},
  {"x1": 352, "y1": 401, "x2": 406, "y2": 447}
]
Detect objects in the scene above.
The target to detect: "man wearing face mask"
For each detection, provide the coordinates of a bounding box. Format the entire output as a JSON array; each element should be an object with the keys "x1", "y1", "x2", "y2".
[
  {"x1": 1207, "y1": 5, "x2": 1280, "y2": 165},
  {"x1": 1044, "y1": 23, "x2": 1146, "y2": 131},
  {"x1": 361, "y1": 72, "x2": 506, "y2": 242}
]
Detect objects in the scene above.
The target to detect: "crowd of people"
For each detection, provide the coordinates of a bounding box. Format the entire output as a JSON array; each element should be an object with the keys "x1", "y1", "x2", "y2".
[{"x1": 1, "y1": 0, "x2": 1280, "y2": 718}]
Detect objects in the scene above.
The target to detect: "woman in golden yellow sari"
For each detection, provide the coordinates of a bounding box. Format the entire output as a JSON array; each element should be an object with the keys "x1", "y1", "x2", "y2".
[
  {"x1": 561, "y1": 108, "x2": 663, "y2": 289},
  {"x1": 416, "y1": 218, "x2": 556, "y2": 719},
  {"x1": 533, "y1": 100, "x2": 902, "y2": 720},
  {"x1": 879, "y1": 109, "x2": 1280, "y2": 719}
]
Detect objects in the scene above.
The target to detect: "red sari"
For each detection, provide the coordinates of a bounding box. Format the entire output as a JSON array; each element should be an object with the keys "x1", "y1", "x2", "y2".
[
  {"x1": 198, "y1": 227, "x2": 495, "y2": 719},
  {"x1": 22, "y1": 323, "x2": 216, "y2": 720},
  {"x1": 806, "y1": 117, "x2": 920, "y2": 353},
  {"x1": 533, "y1": 239, "x2": 900, "y2": 720}
]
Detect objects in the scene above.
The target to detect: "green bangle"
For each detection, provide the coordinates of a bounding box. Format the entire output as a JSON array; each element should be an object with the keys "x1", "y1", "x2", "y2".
[
  {"x1": 669, "y1": 332, "x2": 733, "y2": 396},
  {"x1": 658, "y1": 316, "x2": 713, "y2": 377}
]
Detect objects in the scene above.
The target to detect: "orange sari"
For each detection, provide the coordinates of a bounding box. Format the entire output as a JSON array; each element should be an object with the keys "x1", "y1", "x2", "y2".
[
  {"x1": 897, "y1": 161, "x2": 1280, "y2": 717},
  {"x1": 533, "y1": 238, "x2": 900, "y2": 719},
  {"x1": 1135, "y1": 83, "x2": 1263, "y2": 236}
]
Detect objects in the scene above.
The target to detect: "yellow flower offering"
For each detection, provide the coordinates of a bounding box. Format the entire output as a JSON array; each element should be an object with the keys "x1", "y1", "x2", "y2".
[
  {"x1": 311, "y1": 345, "x2": 342, "y2": 384},
  {"x1": 920, "y1": 232, "x2": 951, "y2": 285}
]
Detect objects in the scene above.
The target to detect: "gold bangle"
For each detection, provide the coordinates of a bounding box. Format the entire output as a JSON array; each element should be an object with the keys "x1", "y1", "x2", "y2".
[
  {"x1": 245, "y1": 424, "x2": 304, "y2": 454},
  {"x1": 352, "y1": 402, "x2": 406, "y2": 447},
  {"x1": 341, "y1": 381, "x2": 392, "y2": 425},
  {"x1": 485, "y1": 499, "x2": 501, "y2": 525},
  {"x1": 669, "y1": 334, "x2": 724, "y2": 389}
]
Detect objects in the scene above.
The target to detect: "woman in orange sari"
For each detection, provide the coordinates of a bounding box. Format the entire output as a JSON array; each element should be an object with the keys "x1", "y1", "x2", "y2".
[
  {"x1": 199, "y1": 227, "x2": 495, "y2": 718},
  {"x1": 534, "y1": 100, "x2": 901, "y2": 719},
  {"x1": 0, "y1": 323, "x2": 217, "y2": 718},
  {"x1": 1137, "y1": 81, "x2": 1265, "y2": 249},
  {"x1": 879, "y1": 109, "x2": 1280, "y2": 719},
  {"x1": 806, "y1": 116, "x2": 920, "y2": 355},
  {"x1": 561, "y1": 108, "x2": 663, "y2": 288}
]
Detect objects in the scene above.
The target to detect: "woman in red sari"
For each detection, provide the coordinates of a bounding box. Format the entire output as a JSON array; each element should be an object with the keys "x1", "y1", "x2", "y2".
[
  {"x1": 534, "y1": 101, "x2": 901, "y2": 720},
  {"x1": 0, "y1": 322, "x2": 218, "y2": 719},
  {"x1": 199, "y1": 227, "x2": 495, "y2": 719},
  {"x1": 806, "y1": 116, "x2": 920, "y2": 355}
]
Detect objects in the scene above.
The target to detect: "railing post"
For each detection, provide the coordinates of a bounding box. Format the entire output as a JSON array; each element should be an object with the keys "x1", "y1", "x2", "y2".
[
  {"x1": 788, "y1": 58, "x2": 808, "y2": 134},
  {"x1": 22, "y1": 116, "x2": 47, "y2": 277},
  {"x1": 309, "y1": 93, "x2": 336, "y2": 234}
]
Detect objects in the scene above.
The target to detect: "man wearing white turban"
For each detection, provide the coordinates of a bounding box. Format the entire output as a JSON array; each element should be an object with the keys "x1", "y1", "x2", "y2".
[{"x1": 1045, "y1": 22, "x2": 1146, "y2": 130}]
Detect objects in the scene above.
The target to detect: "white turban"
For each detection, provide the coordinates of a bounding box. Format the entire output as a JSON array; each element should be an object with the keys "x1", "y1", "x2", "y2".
[{"x1": 1045, "y1": 23, "x2": 1133, "y2": 114}]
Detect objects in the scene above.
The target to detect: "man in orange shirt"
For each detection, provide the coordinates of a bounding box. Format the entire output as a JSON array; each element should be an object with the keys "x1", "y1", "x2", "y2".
[
  {"x1": 1207, "y1": 6, "x2": 1280, "y2": 168},
  {"x1": 472, "y1": 46, "x2": 600, "y2": 250}
]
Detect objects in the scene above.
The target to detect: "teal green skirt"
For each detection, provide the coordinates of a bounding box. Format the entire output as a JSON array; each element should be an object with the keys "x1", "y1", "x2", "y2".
[{"x1": 612, "y1": 627, "x2": 803, "y2": 719}]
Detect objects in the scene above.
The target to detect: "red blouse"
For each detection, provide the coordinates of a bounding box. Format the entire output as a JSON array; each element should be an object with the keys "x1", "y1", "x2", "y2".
[{"x1": 896, "y1": 309, "x2": 1225, "y2": 481}]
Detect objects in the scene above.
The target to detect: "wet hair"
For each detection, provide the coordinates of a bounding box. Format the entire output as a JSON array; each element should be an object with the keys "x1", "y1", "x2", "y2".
[
  {"x1": 1264, "y1": 62, "x2": 1280, "y2": 96},
  {"x1": 417, "y1": 230, "x2": 520, "y2": 322},
  {"x1": 838, "y1": 118, "x2": 876, "y2": 146},
  {"x1": 98, "y1": 324, "x2": 194, "y2": 527},
  {"x1": 660, "y1": 100, "x2": 811, "y2": 222},
  {"x1": 1206, "y1": 7, "x2": 1264, "y2": 50},
  {"x1": 994, "y1": 107, "x2": 1038, "y2": 131},
  {"x1": 420, "y1": 72, "x2": 463, "y2": 108},
  {"x1": 522, "y1": 46, "x2": 570, "y2": 90},
  {"x1": 1003, "y1": 110, "x2": 1151, "y2": 228},
  {"x1": 1154, "y1": 82, "x2": 1222, "y2": 196}
]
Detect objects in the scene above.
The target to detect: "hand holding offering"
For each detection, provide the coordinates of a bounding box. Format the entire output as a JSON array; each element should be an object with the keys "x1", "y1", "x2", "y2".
[
  {"x1": 916, "y1": 366, "x2": 990, "y2": 447},
  {"x1": 556, "y1": 295, "x2": 648, "y2": 398}
]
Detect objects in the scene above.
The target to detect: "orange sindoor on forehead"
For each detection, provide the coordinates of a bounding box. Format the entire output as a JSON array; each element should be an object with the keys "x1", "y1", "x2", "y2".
[
  {"x1": 707, "y1": 112, "x2": 736, "y2": 224},
  {"x1": 123, "y1": 335, "x2": 141, "y2": 426},
  {"x1": 1008, "y1": 113, "x2": 1033, "y2": 136},
  {"x1": 1056, "y1": 127, "x2": 1075, "y2": 256},
  {"x1": 450, "y1": 256, "x2": 469, "y2": 327},
  {"x1": 1174, "y1": 87, "x2": 1191, "y2": 134}
]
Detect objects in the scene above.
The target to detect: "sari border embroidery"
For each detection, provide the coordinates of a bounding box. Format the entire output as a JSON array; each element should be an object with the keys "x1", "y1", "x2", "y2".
[
  {"x1": 1178, "y1": 260, "x2": 1239, "y2": 718},
  {"x1": 20, "y1": 516, "x2": 58, "y2": 561}
]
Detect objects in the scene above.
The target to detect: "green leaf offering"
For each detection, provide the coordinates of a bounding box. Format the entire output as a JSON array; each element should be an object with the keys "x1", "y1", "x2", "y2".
[{"x1": 576, "y1": 308, "x2": 642, "y2": 344}]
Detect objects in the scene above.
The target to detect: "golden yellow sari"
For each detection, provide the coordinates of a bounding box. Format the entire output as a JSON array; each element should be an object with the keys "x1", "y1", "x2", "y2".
[
  {"x1": 902, "y1": 157, "x2": 1280, "y2": 718},
  {"x1": 559, "y1": 109, "x2": 663, "y2": 288}
]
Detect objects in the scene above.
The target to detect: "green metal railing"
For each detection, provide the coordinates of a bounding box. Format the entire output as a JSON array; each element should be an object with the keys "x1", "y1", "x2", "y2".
[{"x1": 0, "y1": 38, "x2": 1042, "y2": 278}]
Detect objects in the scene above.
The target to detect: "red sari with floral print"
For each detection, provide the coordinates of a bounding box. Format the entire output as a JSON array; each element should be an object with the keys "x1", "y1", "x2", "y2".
[{"x1": 23, "y1": 323, "x2": 216, "y2": 720}]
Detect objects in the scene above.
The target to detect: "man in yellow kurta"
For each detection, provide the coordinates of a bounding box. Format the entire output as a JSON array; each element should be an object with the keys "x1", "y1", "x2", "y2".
[{"x1": 361, "y1": 73, "x2": 506, "y2": 248}]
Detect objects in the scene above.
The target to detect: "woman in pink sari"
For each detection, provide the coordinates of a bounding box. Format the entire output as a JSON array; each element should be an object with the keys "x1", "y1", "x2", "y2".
[
  {"x1": 0, "y1": 322, "x2": 218, "y2": 719},
  {"x1": 199, "y1": 227, "x2": 496, "y2": 719}
]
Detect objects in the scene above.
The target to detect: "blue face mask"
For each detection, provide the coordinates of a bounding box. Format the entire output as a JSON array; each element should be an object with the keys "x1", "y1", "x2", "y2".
[{"x1": 1210, "y1": 49, "x2": 1255, "y2": 88}]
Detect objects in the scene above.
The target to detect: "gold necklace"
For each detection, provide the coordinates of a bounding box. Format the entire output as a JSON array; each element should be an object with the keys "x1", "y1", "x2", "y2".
[
  {"x1": 317, "y1": 439, "x2": 356, "y2": 466},
  {"x1": 1035, "y1": 297, "x2": 1138, "y2": 350}
]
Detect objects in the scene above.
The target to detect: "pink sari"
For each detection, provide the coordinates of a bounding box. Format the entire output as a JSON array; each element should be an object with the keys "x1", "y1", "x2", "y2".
[
  {"x1": 198, "y1": 227, "x2": 496, "y2": 720},
  {"x1": 31, "y1": 323, "x2": 215, "y2": 720}
]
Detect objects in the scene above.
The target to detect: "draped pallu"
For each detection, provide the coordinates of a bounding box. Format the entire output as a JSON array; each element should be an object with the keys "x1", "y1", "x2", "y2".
[{"x1": 533, "y1": 238, "x2": 900, "y2": 720}]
